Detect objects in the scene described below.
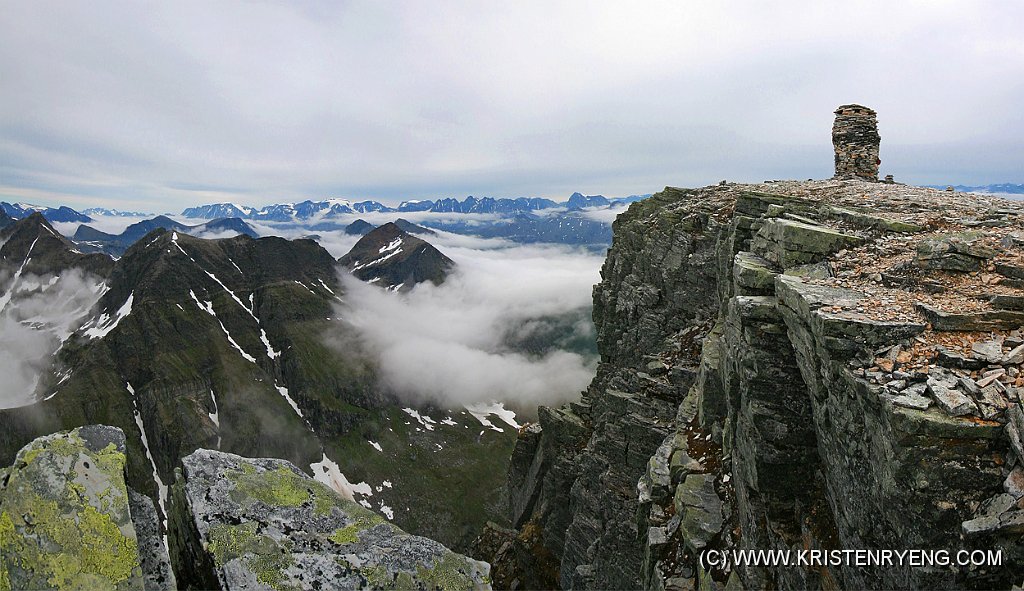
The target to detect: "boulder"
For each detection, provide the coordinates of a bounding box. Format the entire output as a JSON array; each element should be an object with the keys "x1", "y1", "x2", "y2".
[
  {"x1": 168, "y1": 449, "x2": 491, "y2": 590},
  {"x1": 0, "y1": 426, "x2": 159, "y2": 591}
]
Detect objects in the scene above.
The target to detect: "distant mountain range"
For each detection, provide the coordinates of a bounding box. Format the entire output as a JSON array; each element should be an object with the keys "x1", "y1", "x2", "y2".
[
  {"x1": 181, "y1": 192, "x2": 651, "y2": 222},
  {"x1": 0, "y1": 191, "x2": 650, "y2": 253},
  {"x1": 925, "y1": 183, "x2": 1024, "y2": 195},
  {"x1": 73, "y1": 215, "x2": 259, "y2": 257},
  {"x1": 1, "y1": 201, "x2": 93, "y2": 223},
  {"x1": 424, "y1": 210, "x2": 613, "y2": 245},
  {"x1": 82, "y1": 207, "x2": 154, "y2": 217}
]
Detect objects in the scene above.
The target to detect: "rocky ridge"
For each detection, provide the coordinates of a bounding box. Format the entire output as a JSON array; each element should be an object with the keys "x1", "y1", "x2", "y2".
[{"x1": 494, "y1": 178, "x2": 1024, "y2": 590}]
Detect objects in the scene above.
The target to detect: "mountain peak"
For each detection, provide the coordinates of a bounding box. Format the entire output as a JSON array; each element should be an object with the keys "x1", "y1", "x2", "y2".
[
  {"x1": 339, "y1": 223, "x2": 454, "y2": 292},
  {"x1": 0, "y1": 212, "x2": 113, "y2": 278}
]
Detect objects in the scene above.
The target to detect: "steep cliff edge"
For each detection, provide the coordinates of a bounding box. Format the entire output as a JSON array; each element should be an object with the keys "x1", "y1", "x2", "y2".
[{"x1": 496, "y1": 179, "x2": 1024, "y2": 590}]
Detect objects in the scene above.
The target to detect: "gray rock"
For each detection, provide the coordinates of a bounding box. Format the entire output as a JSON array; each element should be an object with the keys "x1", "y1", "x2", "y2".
[
  {"x1": 128, "y1": 489, "x2": 177, "y2": 591},
  {"x1": 928, "y1": 383, "x2": 977, "y2": 416},
  {"x1": 973, "y1": 340, "x2": 1005, "y2": 364},
  {"x1": 937, "y1": 346, "x2": 986, "y2": 370},
  {"x1": 674, "y1": 474, "x2": 724, "y2": 553},
  {"x1": 168, "y1": 449, "x2": 490, "y2": 591},
  {"x1": 752, "y1": 218, "x2": 863, "y2": 268},
  {"x1": 1004, "y1": 344, "x2": 1024, "y2": 365},
  {"x1": 1005, "y1": 467, "x2": 1024, "y2": 499},
  {"x1": 916, "y1": 233, "x2": 999, "y2": 272},
  {"x1": 670, "y1": 449, "x2": 704, "y2": 484},
  {"x1": 0, "y1": 426, "x2": 146, "y2": 591},
  {"x1": 917, "y1": 303, "x2": 1024, "y2": 332},
  {"x1": 891, "y1": 392, "x2": 933, "y2": 411}
]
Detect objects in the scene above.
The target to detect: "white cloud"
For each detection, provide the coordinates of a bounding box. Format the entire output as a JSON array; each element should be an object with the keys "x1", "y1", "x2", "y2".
[
  {"x1": 331, "y1": 242, "x2": 604, "y2": 410},
  {"x1": 0, "y1": 269, "x2": 106, "y2": 409}
]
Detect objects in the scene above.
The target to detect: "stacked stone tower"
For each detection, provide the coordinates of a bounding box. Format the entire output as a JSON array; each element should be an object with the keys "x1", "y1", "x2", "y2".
[{"x1": 832, "y1": 104, "x2": 880, "y2": 180}]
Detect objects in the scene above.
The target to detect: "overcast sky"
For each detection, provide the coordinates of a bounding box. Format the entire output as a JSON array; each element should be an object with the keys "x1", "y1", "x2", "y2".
[{"x1": 1, "y1": 1, "x2": 1022, "y2": 212}]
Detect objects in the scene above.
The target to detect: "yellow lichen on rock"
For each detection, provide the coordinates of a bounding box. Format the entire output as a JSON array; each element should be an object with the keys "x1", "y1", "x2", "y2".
[{"x1": 0, "y1": 426, "x2": 143, "y2": 590}]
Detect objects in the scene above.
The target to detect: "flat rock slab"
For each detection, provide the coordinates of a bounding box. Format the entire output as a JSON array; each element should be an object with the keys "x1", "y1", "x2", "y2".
[
  {"x1": 890, "y1": 392, "x2": 933, "y2": 411},
  {"x1": 928, "y1": 383, "x2": 977, "y2": 417},
  {"x1": 916, "y1": 233, "x2": 999, "y2": 272},
  {"x1": 972, "y1": 340, "x2": 1005, "y2": 364},
  {"x1": 991, "y1": 294, "x2": 1024, "y2": 311},
  {"x1": 917, "y1": 303, "x2": 1024, "y2": 332},
  {"x1": 753, "y1": 218, "x2": 863, "y2": 268},
  {"x1": 170, "y1": 449, "x2": 490, "y2": 591}
]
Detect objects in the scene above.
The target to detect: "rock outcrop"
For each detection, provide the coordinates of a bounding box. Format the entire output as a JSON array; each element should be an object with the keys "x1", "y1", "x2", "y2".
[
  {"x1": 169, "y1": 448, "x2": 490, "y2": 590},
  {"x1": 1, "y1": 426, "x2": 487, "y2": 590},
  {"x1": 0, "y1": 425, "x2": 174, "y2": 591},
  {"x1": 501, "y1": 177, "x2": 1024, "y2": 590}
]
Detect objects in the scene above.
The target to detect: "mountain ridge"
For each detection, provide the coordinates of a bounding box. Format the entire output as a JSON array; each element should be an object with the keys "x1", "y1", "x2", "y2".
[{"x1": 180, "y1": 193, "x2": 651, "y2": 220}]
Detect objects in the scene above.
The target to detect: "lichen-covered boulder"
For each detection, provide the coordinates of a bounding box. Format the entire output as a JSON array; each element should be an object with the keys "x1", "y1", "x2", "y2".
[
  {"x1": 0, "y1": 425, "x2": 145, "y2": 590},
  {"x1": 169, "y1": 449, "x2": 491, "y2": 590}
]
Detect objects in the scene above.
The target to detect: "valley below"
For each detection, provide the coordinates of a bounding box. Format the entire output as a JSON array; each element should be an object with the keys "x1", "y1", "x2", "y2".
[{"x1": 0, "y1": 196, "x2": 606, "y2": 577}]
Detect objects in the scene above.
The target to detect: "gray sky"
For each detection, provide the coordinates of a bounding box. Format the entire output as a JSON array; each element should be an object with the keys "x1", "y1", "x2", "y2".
[{"x1": 1, "y1": 1, "x2": 1022, "y2": 212}]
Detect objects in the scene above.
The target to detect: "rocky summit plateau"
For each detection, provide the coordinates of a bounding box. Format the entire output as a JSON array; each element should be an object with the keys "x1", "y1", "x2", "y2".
[{"x1": 478, "y1": 108, "x2": 1024, "y2": 590}]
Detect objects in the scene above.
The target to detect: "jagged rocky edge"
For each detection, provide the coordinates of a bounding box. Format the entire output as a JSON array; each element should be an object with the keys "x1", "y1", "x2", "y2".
[
  {"x1": 168, "y1": 447, "x2": 492, "y2": 590},
  {"x1": 0, "y1": 426, "x2": 490, "y2": 591},
  {"x1": 498, "y1": 181, "x2": 1024, "y2": 591}
]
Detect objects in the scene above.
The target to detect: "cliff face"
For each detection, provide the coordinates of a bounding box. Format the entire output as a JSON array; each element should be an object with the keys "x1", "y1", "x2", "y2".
[{"x1": 499, "y1": 179, "x2": 1024, "y2": 590}]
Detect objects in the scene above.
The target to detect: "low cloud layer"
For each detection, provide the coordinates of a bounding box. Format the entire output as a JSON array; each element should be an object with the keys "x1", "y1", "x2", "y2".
[
  {"x1": 0, "y1": 269, "x2": 106, "y2": 409},
  {"x1": 332, "y1": 240, "x2": 604, "y2": 412}
]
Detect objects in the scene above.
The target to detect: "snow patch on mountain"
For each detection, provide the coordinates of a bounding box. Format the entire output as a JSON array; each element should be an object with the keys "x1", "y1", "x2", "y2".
[
  {"x1": 83, "y1": 291, "x2": 134, "y2": 339},
  {"x1": 276, "y1": 385, "x2": 303, "y2": 419},
  {"x1": 310, "y1": 453, "x2": 373, "y2": 501},
  {"x1": 128, "y1": 382, "x2": 168, "y2": 538},
  {"x1": 402, "y1": 407, "x2": 436, "y2": 431}
]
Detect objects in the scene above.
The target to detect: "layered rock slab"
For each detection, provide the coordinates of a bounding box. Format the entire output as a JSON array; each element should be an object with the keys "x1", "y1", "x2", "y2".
[{"x1": 169, "y1": 448, "x2": 490, "y2": 590}]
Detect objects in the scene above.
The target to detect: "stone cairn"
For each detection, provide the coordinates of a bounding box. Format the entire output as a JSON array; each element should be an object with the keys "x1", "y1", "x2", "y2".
[{"x1": 832, "y1": 104, "x2": 880, "y2": 180}]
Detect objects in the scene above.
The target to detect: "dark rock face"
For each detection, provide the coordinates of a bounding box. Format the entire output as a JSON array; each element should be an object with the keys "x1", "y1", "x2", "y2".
[
  {"x1": 394, "y1": 217, "x2": 437, "y2": 236},
  {"x1": 344, "y1": 218, "x2": 375, "y2": 235},
  {"x1": 501, "y1": 178, "x2": 1024, "y2": 590},
  {"x1": 566, "y1": 192, "x2": 610, "y2": 209},
  {"x1": 0, "y1": 209, "x2": 12, "y2": 230},
  {"x1": 73, "y1": 216, "x2": 259, "y2": 257},
  {"x1": 169, "y1": 448, "x2": 490, "y2": 590},
  {"x1": 832, "y1": 104, "x2": 880, "y2": 181},
  {"x1": 0, "y1": 213, "x2": 114, "y2": 278},
  {"x1": 339, "y1": 222, "x2": 454, "y2": 291}
]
